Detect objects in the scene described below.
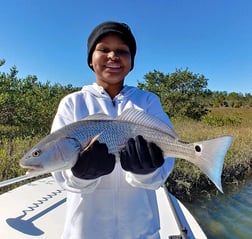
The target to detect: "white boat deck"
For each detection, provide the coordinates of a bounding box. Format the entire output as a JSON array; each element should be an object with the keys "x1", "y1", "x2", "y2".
[{"x1": 0, "y1": 177, "x2": 206, "y2": 238}]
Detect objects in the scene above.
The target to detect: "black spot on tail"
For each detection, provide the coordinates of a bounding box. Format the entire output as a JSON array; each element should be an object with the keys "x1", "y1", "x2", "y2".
[{"x1": 195, "y1": 145, "x2": 201, "y2": 152}]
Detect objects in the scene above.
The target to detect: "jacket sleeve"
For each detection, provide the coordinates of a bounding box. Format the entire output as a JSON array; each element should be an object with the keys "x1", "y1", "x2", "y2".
[
  {"x1": 125, "y1": 92, "x2": 175, "y2": 189},
  {"x1": 125, "y1": 159, "x2": 174, "y2": 190},
  {"x1": 51, "y1": 95, "x2": 101, "y2": 193}
]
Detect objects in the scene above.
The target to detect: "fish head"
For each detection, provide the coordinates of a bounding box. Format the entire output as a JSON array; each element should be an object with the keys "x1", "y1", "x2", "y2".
[{"x1": 20, "y1": 136, "x2": 81, "y2": 175}]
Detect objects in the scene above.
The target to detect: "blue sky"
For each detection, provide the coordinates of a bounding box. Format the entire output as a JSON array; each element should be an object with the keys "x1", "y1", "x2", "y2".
[{"x1": 1, "y1": 0, "x2": 251, "y2": 94}]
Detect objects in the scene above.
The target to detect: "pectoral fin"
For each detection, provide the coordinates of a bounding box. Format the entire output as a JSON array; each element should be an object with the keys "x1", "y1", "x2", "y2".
[{"x1": 81, "y1": 132, "x2": 103, "y2": 152}]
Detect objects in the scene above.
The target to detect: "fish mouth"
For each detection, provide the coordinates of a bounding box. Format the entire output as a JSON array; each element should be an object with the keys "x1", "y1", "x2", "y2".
[{"x1": 23, "y1": 165, "x2": 44, "y2": 174}]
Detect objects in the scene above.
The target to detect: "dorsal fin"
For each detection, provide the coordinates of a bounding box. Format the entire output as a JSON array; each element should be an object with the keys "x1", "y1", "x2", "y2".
[
  {"x1": 117, "y1": 108, "x2": 178, "y2": 139},
  {"x1": 82, "y1": 113, "x2": 113, "y2": 121}
]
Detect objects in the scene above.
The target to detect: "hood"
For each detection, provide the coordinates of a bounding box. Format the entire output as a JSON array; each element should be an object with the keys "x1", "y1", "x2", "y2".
[{"x1": 81, "y1": 83, "x2": 138, "y2": 100}]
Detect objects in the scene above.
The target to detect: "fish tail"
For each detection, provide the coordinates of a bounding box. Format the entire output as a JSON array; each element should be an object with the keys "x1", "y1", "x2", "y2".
[{"x1": 194, "y1": 135, "x2": 233, "y2": 193}]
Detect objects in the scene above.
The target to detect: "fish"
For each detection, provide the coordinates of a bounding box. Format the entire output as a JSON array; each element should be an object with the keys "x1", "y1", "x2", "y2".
[{"x1": 20, "y1": 108, "x2": 233, "y2": 192}]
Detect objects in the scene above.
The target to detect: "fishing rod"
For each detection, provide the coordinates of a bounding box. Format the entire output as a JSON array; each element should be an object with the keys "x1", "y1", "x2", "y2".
[
  {"x1": 163, "y1": 185, "x2": 188, "y2": 239},
  {"x1": 0, "y1": 173, "x2": 46, "y2": 188}
]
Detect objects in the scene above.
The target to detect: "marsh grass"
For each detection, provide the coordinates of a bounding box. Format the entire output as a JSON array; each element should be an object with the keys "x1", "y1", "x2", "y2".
[
  {"x1": 168, "y1": 108, "x2": 252, "y2": 200},
  {"x1": 0, "y1": 136, "x2": 43, "y2": 193}
]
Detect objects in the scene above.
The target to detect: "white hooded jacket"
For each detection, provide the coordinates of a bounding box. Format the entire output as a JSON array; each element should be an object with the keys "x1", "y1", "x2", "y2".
[{"x1": 51, "y1": 83, "x2": 174, "y2": 239}]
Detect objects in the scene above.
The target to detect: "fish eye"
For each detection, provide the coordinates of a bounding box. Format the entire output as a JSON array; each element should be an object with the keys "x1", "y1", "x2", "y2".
[{"x1": 32, "y1": 149, "x2": 41, "y2": 157}]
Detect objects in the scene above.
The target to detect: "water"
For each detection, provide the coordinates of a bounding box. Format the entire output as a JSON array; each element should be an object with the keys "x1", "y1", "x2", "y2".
[{"x1": 184, "y1": 178, "x2": 252, "y2": 239}]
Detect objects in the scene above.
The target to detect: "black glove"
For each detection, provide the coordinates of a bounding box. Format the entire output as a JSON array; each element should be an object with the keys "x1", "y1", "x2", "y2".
[
  {"x1": 120, "y1": 135, "x2": 164, "y2": 174},
  {"x1": 71, "y1": 141, "x2": 115, "y2": 179}
]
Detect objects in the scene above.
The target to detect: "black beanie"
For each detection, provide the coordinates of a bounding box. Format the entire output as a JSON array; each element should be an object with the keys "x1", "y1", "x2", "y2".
[{"x1": 87, "y1": 21, "x2": 137, "y2": 71}]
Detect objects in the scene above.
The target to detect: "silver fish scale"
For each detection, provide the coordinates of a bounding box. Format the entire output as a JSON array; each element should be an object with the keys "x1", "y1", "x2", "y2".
[
  {"x1": 61, "y1": 119, "x2": 179, "y2": 159},
  {"x1": 39, "y1": 108, "x2": 180, "y2": 158},
  {"x1": 64, "y1": 120, "x2": 138, "y2": 157}
]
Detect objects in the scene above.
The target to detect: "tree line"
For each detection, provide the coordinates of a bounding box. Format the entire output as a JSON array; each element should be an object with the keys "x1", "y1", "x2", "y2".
[
  {"x1": 1, "y1": 61, "x2": 251, "y2": 139},
  {"x1": 0, "y1": 62, "x2": 79, "y2": 138},
  {"x1": 138, "y1": 69, "x2": 252, "y2": 119}
]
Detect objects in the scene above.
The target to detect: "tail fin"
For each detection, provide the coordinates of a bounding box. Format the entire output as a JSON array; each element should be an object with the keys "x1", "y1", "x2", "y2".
[{"x1": 194, "y1": 136, "x2": 233, "y2": 193}]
